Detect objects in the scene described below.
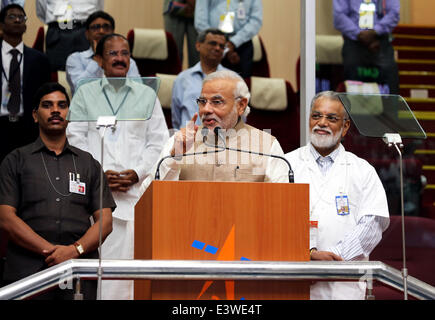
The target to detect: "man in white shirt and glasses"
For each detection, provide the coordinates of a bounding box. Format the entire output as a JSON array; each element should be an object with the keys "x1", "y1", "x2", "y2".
[{"x1": 285, "y1": 91, "x2": 390, "y2": 300}]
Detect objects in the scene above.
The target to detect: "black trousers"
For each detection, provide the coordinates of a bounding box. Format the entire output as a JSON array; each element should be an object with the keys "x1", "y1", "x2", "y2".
[
  {"x1": 222, "y1": 39, "x2": 254, "y2": 79},
  {"x1": 45, "y1": 22, "x2": 89, "y2": 71},
  {"x1": 342, "y1": 35, "x2": 399, "y2": 94}
]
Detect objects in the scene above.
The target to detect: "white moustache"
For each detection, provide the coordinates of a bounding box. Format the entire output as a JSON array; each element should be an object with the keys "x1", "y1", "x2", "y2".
[{"x1": 312, "y1": 125, "x2": 332, "y2": 135}]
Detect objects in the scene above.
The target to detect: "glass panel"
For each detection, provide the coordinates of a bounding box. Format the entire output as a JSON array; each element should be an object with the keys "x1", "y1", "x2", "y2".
[
  {"x1": 337, "y1": 93, "x2": 427, "y2": 139},
  {"x1": 67, "y1": 77, "x2": 160, "y2": 121}
]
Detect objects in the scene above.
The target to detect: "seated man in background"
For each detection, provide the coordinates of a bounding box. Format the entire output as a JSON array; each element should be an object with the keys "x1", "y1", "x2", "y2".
[
  {"x1": 141, "y1": 69, "x2": 289, "y2": 193},
  {"x1": 285, "y1": 91, "x2": 390, "y2": 300},
  {"x1": 0, "y1": 82, "x2": 115, "y2": 300},
  {"x1": 171, "y1": 28, "x2": 228, "y2": 130},
  {"x1": 67, "y1": 34, "x2": 169, "y2": 300},
  {"x1": 66, "y1": 10, "x2": 140, "y2": 96}
]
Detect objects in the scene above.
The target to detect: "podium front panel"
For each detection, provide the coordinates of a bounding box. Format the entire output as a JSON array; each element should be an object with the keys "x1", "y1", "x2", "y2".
[{"x1": 135, "y1": 181, "x2": 310, "y2": 300}]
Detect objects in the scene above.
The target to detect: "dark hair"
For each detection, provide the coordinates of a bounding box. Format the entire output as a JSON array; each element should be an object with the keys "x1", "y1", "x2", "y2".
[
  {"x1": 33, "y1": 83, "x2": 70, "y2": 110},
  {"x1": 0, "y1": 4, "x2": 26, "y2": 23},
  {"x1": 95, "y1": 33, "x2": 128, "y2": 57},
  {"x1": 197, "y1": 28, "x2": 227, "y2": 43},
  {"x1": 85, "y1": 10, "x2": 115, "y2": 30}
]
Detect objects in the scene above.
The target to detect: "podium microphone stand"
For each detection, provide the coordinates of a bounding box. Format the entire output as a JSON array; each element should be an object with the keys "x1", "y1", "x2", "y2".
[
  {"x1": 95, "y1": 116, "x2": 117, "y2": 300},
  {"x1": 383, "y1": 133, "x2": 408, "y2": 300}
]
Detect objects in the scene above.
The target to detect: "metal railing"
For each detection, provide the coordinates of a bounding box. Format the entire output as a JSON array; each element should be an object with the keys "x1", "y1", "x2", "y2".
[{"x1": 0, "y1": 259, "x2": 434, "y2": 300}]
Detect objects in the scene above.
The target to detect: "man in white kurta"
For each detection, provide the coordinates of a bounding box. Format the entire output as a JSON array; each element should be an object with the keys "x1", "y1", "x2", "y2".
[
  {"x1": 285, "y1": 91, "x2": 389, "y2": 300},
  {"x1": 66, "y1": 34, "x2": 169, "y2": 300},
  {"x1": 140, "y1": 70, "x2": 288, "y2": 193}
]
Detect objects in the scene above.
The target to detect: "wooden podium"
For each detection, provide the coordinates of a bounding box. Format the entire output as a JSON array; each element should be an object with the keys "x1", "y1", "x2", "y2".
[{"x1": 134, "y1": 180, "x2": 310, "y2": 300}]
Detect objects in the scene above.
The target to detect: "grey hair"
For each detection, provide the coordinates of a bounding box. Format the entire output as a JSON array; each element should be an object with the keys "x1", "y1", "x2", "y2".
[
  {"x1": 203, "y1": 70, "x2": 251, "y2": 117},
  {"x1": 310, "y1": 90, "x2": 349, "y2": 119}
]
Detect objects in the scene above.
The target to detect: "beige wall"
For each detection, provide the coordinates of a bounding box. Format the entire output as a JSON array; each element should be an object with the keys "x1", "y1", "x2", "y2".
[{"x1": 20, "y1": 0, "x2": 431, "y2": 90}]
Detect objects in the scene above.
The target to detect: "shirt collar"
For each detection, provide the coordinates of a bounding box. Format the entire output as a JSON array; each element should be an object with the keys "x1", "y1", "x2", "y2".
[
  {"x1": 82, "y1": 47, "x2": 94, "y2": 59},
  {"x1": 309, "y1": 142, "x2": 341, "y2": 163},
  {"x1": 100, "y1": 76, "x2": 134, "y2": 92},
  {"x1": 2, "y1": 40, "x2": 24, "y2": 55},
  {"x1": 30, "y1": 136, "x2": 78, "y2": 156},
  {"x1": 192, "y1": 62, "x2": 227, "y2": 77}
]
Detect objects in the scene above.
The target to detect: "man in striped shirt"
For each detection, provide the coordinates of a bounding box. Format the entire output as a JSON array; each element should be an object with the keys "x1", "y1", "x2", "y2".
[{"x1": 285, "y1": 91, "x2": 390, "y2": 300}]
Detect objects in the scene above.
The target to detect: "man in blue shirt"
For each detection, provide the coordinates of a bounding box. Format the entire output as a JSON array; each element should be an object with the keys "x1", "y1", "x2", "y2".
[
  {"x1": 65, "y1": 11, "x2": 140, "y2": 96},
  {"x1": 333, "y1": 0, "x2": 400, "y2": 94},
  {"x1": 194, "y1": 0, "x2": 262, "y2": 79},
  {"x1": 171, "y1": 28, "x2": 228, "y2": 130}
]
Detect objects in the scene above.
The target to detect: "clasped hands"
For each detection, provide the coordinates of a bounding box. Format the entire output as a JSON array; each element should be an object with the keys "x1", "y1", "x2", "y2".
[
  {"x1": 105, "y1": 169, "x2": 139, "y2": 192},
  {"x1": 357, "y1": 30, "x2": 380, "y2": 53}
]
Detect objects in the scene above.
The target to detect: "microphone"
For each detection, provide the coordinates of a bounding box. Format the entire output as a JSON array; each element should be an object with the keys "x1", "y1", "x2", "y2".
[
  {"x1": 154, "y1": 128, "x2": 225, "y2": 180},
  {"x1": 210, "y1": 127, "x2": 295, "y2": 183}
]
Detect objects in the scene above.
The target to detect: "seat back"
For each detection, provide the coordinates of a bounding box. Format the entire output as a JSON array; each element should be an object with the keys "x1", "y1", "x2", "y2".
[
  {"x1": 156, "y1": 73, "x2": 177, "y2": 129},
  {"x1": 32, "y1": 25, "x2": 48, "y2": 53},
  {"x1": 251, "y1": 35, "x2": 270, "y2": 77},
  {"x1": 127, "y1": 28, "x2": 182, "y2": 77},
  {"x1": 245, "y1": 76, "x2": 300, "y2": 153}
]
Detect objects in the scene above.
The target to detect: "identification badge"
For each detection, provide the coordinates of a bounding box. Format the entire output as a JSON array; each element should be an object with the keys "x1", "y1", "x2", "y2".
[
  {"x1": 309, "y1": 220, "x2": 318, "y2": 249},
  {"x1": 69, "y1": 173, "x2": 86, "y2": 195},
  {"x1": 336, "y1": 194, "x2": 350, "y2": 215},
  {"x1": 359, "y1": 2, "x2": 375, "y2": 29},
  {"x1": 237, "y1": 2, "x2": 246, "y2": 20},
  {"x1": 70, "y1": 180, "x2": 86, "y2": 195},
  {"x1": 219, "y1": 12, "x2": 235, "y2": 34}
]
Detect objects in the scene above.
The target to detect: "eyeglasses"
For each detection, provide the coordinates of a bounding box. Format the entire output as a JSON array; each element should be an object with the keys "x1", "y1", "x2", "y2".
[
  {"x1": 310, "y1": 112, "x2": 348, "y2": 123},
  {"x1": 106, "y1": 50, "x2": 130, "y2": 58},
  {"x1": 6, "y1": 14, "x2": 27, "y2": 22},
  {"x1": 89, "y1": 23, "x2": 113, "y2": 32},
  {"x1": 196, "y1": 96, "x2": 243, "y2": 109}
]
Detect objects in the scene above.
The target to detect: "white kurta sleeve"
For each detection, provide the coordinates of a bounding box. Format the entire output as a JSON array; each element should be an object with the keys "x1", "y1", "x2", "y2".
[
  {"x1": 132, "y1": 98, "x2": 169, "y2": 185},
  {"x1": 265, "y1": 139, "x2": 290, "y2": 183}
]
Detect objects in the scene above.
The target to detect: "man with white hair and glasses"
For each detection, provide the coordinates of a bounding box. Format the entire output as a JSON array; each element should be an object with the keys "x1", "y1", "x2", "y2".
[
  {"x1": 285, "y1": 91, "x2": 390, "y2": 300},
  {"x1": 140, "y1": 69, "x2": 288, "y2": 189}
]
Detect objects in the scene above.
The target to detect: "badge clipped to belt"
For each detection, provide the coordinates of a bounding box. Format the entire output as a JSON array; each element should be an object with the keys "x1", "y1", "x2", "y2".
[
  {"x1": 335, "y1": 193, "x2": 350, "y2": 216},
  {"x1": 359, "y1": 0, "x2": 376, "y2": 29}
]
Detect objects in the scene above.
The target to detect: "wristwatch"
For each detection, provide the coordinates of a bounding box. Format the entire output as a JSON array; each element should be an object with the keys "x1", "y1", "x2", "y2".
[{"x1": 74, "y1": 242, "x2": 84, "y2": 256}]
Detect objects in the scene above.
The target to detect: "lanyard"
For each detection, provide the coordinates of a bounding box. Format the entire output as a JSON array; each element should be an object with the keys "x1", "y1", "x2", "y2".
[
  {"x1": 1, "y1": 52, "x2": 23, "y2": 83},
  {"x1": 41, "y1": 151, "x2": 78, "y2": 197},
  {"x1": 102, "y1": 86, "x2": 131, "y2": 116}
]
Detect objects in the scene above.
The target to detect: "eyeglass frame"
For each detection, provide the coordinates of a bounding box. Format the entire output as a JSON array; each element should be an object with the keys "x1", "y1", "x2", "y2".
[
  {"x1": 5, "y1": 13, "x2": 27, "y2": 23},
  {"x1": 310, "y1": 111, "x2": 349, "y2": 123},
  {"x1": 196, "y1": 96, "x2": 244, "y2": 109}
]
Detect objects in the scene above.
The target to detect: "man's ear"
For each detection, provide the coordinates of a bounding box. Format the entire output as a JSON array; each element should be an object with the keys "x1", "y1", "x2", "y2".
[
  {"x1": 32, "y1": 109, "x2": 38, "y2": 123},
  {"x1": 195, "y1": 41, "x2": 201, "y2": 53},
  {"x1": 94, "y1": 54, "x2": 103, "y2": 67},
  {"x1": 237, "y1": 97, "x2": 248, "y2": 116}
]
